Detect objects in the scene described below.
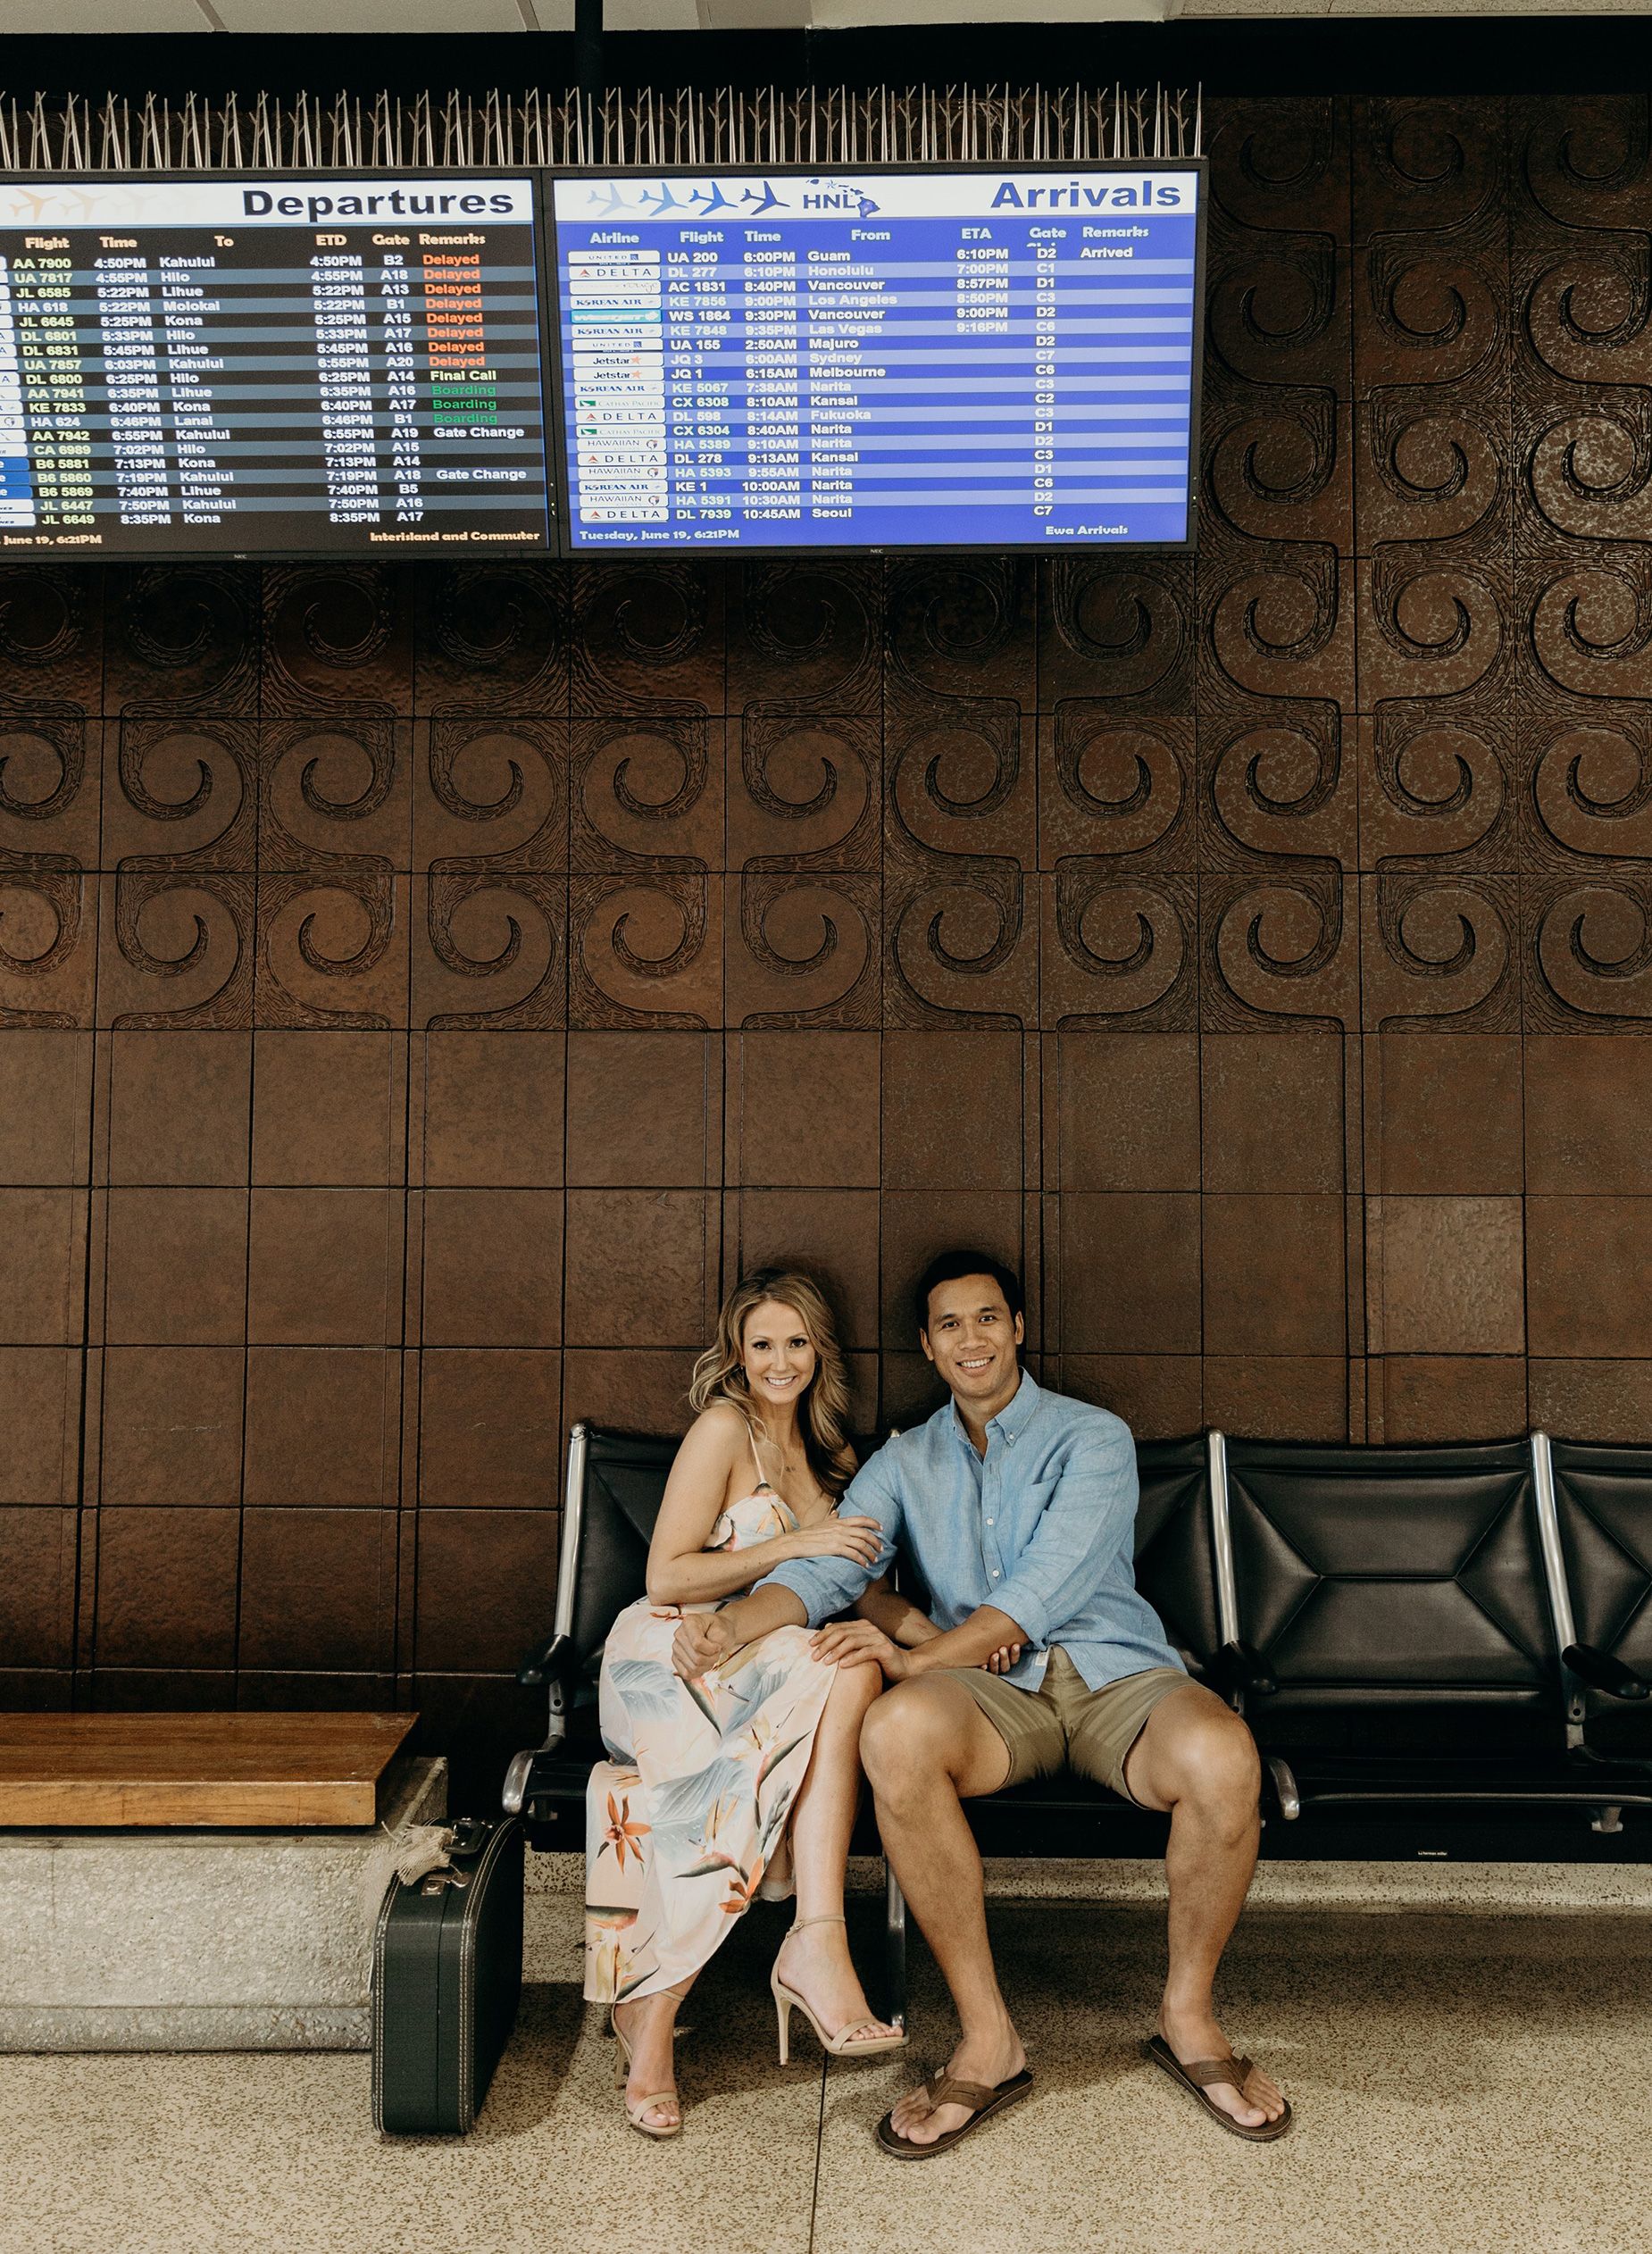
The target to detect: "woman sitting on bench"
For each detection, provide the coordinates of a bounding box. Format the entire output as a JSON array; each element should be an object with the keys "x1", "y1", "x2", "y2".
[{"x1": 585, "y1": 1267, "x2": 905, "y2": 2139}]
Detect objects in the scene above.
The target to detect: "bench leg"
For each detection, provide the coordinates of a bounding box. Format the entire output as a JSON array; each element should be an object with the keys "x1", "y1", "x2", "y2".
[{"x1": 883, "y1": 1859, "x2": 907, "y2": 2033}]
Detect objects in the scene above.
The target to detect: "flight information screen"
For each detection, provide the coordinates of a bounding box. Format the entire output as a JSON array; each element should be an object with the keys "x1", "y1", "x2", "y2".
[
  {"x1": 0, "y1": 175, "x2": 552, "y2": 557},
  {"x1": 551, "y1": 165, "x2": 1202, "y2": 554}
]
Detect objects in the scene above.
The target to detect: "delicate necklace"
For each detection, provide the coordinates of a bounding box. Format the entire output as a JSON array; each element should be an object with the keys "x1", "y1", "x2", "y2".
[{"x1": 753, "y1": 1426, "x2": 808, "y2": 1498}]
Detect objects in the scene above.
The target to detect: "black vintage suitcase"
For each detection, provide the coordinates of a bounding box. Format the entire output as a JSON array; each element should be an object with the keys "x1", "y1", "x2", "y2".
[{"x1": 371, "y1": 1816, "x2": 525, "y2": 2134}]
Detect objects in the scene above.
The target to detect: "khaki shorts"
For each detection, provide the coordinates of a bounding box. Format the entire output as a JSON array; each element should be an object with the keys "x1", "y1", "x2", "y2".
[{"x1": 939, "y1": 1647, "x2": 1188, "y2": 1800}]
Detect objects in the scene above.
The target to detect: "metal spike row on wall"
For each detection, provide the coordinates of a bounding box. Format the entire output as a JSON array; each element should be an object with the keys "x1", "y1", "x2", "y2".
[{"x1": 0, "y1": 82, "x2": 1201, "y2": 174}]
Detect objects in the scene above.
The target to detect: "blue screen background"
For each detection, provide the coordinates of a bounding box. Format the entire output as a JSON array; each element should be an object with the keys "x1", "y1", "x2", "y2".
[{"x1": 554, "y1": 171, "x2": 1199, "y2": 553}]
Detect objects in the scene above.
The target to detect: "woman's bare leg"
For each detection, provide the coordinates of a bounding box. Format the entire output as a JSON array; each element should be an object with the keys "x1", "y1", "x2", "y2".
[
  {"x1": 773, "y1": 1660, "x2": 897, "y2": 2041},
  {"x1": 613, "y1": 1972, "x2": 698, "y2": 2130}
]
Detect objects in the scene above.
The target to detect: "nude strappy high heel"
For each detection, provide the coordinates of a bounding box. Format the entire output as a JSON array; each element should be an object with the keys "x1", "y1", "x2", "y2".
[
  {"x1": 771, "y1": 1916, "x2": 907, "y2": 2064},
  {"x1": 612, "y1": 1986, "x2": 689, "y2": 2138}
]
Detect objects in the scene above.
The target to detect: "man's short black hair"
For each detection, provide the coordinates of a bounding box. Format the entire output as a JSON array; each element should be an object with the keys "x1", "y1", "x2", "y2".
[{"x1": 913, "y1": 1249, "x2": 1025, "y2": 1335}]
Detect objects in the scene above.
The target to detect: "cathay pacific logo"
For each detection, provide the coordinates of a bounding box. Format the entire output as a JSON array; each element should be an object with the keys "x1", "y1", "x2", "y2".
[{"x1": 992, "y1": 179, "x2": 1183, "y2": 209}]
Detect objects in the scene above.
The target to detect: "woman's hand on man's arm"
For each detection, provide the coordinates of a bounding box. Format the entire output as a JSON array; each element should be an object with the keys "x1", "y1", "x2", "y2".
[
  {"x1": 663, "y1": 1514, "x2": 883, "y2": 1610},
  {"x1": 754, "y1": 1456, "x2": 899, "y2": 1619},
  {"x1": 785, "y1": 1516, "x2": 885, "y2": 1569}
]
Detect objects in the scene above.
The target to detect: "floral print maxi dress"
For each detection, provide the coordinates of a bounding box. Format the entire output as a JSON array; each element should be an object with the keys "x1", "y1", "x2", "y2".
[{"x1": 583, "y1": 1488, "x2": 836, "y2": 2005}]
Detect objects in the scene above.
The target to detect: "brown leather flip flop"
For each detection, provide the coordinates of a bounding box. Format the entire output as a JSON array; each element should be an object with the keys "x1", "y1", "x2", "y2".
[
  {"x1": 1143, "y1": 2035, "x2": 1292, "y2": 2141},
  {"x1": 876, "y1": 2068, "x2": 1035, "y2": 2159}
]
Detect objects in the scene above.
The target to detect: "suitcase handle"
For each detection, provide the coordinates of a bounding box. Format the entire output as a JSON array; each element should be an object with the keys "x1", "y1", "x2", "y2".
[
  {"x1": 420, "y1": 1867, "x2": 472, "y2": 1896},
  {"x1": 408, "y1": 1817, "x2": 495, "y2": 1891}
]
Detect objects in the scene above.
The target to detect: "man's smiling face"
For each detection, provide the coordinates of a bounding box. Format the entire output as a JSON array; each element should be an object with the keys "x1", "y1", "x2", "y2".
[{"x1": 920, "y1": 1273, "x2": 1024, "y2": 1410}]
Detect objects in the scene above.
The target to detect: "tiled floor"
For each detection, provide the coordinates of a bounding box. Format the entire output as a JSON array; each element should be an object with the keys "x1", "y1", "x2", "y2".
[{"x1": 6, "y1": 1888, "x2": 1648, "y2": 2254}]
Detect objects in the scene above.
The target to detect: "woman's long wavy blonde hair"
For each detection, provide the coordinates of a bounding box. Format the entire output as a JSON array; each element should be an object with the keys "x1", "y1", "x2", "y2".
[{"x1": 688, "y1": 1268, "x2": 857, "y2": 1497}]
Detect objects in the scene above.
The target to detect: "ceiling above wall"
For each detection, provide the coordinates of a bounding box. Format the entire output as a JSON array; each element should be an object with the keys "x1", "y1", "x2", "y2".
[{"x1": 4, "y1": 0, "x2": 1639, "y2": 29}]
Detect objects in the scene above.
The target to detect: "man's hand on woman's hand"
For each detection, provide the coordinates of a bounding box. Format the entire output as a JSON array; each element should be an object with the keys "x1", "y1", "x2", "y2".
[
  {"x1": 983, "y1": 1642, "x2": 1023, "y2": 1674},
  {"x1": 671, "y1": 1610, "x2": 733, "y2": 1681},
  {"x1": 810, "y1": 1619, "x2": 911, "y2": 1681}
]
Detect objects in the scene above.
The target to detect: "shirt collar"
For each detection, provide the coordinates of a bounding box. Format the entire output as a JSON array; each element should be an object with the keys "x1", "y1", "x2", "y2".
[{"x1": 947, "y1": 1366, "x2": 1039, "y2": 1448}]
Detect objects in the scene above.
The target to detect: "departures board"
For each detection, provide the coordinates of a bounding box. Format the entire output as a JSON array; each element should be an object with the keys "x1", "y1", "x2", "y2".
[
  {"x1": 549, "y1": 164, "x2": 1204, "y2": 554},
  {"x1": 0, "y1": 175, "x2": 553, "y2": 557}
]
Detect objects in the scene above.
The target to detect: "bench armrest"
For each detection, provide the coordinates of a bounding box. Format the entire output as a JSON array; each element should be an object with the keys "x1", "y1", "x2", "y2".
[
  {"x1": 1210, "y1": 1640, "x2": 1277, "y2": 1698},
  {"x1": 1564, "y1": 1643, "x2": 1650, "y2": 1701},
  {"x1": 517, "y1": 1631, "x2": 575, "y2": 1690},
  {"x1": 505, "y1": 1635, "x2": 580, "y2": 1816},
  {"x1": 503, "y1": 1744, "x2": 568, "y2": 1817},
  {"x1": 1262, "y1": 1754, "x2": 1300, "y2": 1821}
]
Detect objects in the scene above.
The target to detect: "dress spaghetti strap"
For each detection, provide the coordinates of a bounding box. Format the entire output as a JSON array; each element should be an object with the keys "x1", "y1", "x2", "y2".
[{"x1": 747, "y1": 1424, "x2": 772, "y2": 1495}]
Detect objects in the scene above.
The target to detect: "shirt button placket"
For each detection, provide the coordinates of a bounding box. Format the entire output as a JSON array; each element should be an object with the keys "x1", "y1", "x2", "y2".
[{"x1": 981, "y1": 1456, "x2": 998, "y2": 1591}]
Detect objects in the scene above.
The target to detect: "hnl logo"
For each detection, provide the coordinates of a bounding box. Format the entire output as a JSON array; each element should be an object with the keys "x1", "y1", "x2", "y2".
[
  {"x1": 801, "y1": 179, "x2": 882, "y2": 217},
  {"x1": 580, "y1": 177, "x2": 880, "y2": 220}
]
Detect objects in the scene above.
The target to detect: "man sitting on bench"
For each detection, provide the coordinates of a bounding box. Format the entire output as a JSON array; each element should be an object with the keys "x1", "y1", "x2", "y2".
[{"x1": 669, "y1": 1248, "x2": 1290, "y2": 2157}]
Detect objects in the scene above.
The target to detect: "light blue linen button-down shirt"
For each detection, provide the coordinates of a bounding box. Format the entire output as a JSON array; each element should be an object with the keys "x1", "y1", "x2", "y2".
[{"x1": 756, "y1": 1371, "x2": 1184, "y2": 1693}]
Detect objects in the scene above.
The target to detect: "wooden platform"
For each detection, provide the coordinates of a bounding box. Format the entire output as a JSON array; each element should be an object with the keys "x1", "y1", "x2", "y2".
[{"x1": 0, "y1": 1713, "x2": 419, "y2": 1828}]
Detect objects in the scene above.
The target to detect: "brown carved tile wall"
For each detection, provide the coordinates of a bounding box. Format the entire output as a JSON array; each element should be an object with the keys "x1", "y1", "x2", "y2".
[{"x1": 5, "y1": 94, "x2": 1652, "y2": 1796}]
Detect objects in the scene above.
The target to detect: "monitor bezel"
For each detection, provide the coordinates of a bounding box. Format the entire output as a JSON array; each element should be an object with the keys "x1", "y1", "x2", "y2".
[{"x1": 545, "y1": 156, "x2": 1208, "y2": 564}]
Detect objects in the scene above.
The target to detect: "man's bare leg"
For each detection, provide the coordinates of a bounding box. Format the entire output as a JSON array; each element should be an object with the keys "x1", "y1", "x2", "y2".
[
  {"x1": 1122, "y1": 1682, "x2": 1286, "y2": 2129},
  {"x1": 859, "y1": 1676, "x2": 1023, "y2": 2147}
]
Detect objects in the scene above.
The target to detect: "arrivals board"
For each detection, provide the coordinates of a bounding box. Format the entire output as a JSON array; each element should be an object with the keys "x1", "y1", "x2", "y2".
[
  {"x1": 0, "y1": 175, "x2": 552, "y2": 557},
  {"x1": 550, "y1": 164, "x2": 1203, "y2": 553}
]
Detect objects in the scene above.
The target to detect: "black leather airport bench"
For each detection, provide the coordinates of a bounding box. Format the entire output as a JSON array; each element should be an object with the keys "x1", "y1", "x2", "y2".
[
  {"x1": 1215, "y1": 1434, "x2": 1651, "y2": 1837},
  {"x1": 505, "y1": 1423, "x2": 1652, "y2": 2025}
]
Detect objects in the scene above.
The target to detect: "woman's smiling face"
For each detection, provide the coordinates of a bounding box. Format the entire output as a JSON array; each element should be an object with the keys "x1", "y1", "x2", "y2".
[{"x1": 741, "y1": 1298, "x2": 817, "y2": 1407}]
